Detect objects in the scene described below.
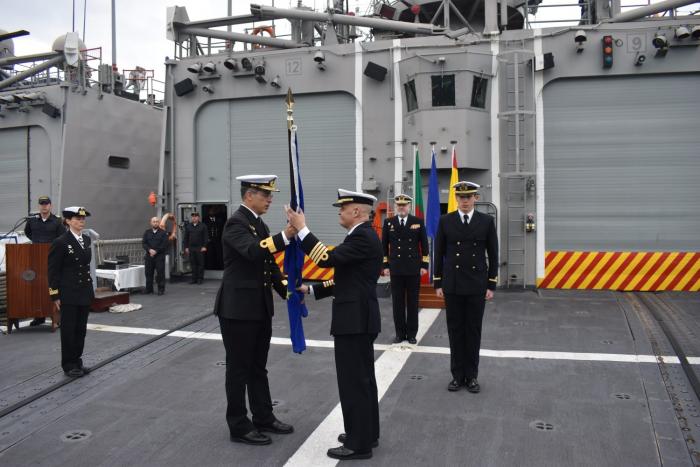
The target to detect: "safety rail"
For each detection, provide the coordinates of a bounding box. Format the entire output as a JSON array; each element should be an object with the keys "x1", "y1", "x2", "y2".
[{"x1": 95, "y1": 238, "x2": 145, "y2": 267}]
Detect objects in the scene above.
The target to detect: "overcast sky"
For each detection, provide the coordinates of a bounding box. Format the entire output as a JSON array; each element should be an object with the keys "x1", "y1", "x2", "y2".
[{"x1": 4, "y1": 0, "x2": 693, "y2": 88}]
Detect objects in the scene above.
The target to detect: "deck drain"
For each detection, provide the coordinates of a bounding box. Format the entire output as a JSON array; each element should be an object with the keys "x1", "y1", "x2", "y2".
[
  {"x1": 614, "y1": 393, "x2": 632, "y2": 400},
  {"x1": 60, "y1": 430, "x2": 92, "y2": 443},
  {"x1": 215, "y1": 361, "x2": 227, "y2": 366},
  {"x1": 601, "y1": 340, "x2": 614, "y2": 344},
  {"x1": 529, "y1": 420, "x2": 555, "y2": 431},
  {"x1": 433, "y1": 334, "x2": 444, "y2": 339},
  {"x1": 409, "y1": 374, "x2": 425, "y2": 380},
  {"x1": 271, "y1": 399, "x2": 284, "y2": 407},
  {"x1": 513, "y1": 321, "x2": 527, "y2": 327}
]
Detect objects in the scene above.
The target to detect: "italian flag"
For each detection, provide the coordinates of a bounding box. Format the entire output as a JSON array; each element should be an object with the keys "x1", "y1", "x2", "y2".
[
  {"x1": 447, "y1": 145, "x2": 459, "y2": 213},
  {"x1": 413, "y1": 146, "x2": 424, "y2": 219}
]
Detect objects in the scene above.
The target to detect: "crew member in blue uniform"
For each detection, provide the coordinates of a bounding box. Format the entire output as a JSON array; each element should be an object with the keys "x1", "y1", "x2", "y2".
[
  {"x1": 288, "y1": 189, "x2": 383, "y2": 460},
  {"x1": 434, "y1": 182, "x2": 498, "y2": 394},
  {"x1": 48, "y1": 206, "x2": 95, "y2": 378},
  {"x1": 26, "y1": 195, "x2": 65, "y2": 326},
  {"x1": 142, "y1": 217, "x2": 169, "y2": 295},
  {"x1": 382, "y1": 194, "x2": 429, "y2": 344},
  {"x1": 184, "y1": 212, "x2": 207, "y2": 284},
  {"x1": 213, "y1": 175, "x2": 295, "y2": 446}
]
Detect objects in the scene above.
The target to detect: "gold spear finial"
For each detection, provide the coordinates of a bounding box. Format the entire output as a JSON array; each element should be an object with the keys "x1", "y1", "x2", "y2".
[{"x1": 286, "y1": 88, "x2": 295, "y2": 129}]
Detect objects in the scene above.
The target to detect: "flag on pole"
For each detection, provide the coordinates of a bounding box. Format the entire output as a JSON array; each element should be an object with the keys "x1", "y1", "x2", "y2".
[
  {"x1": 447, "y1": 144, "x2": 459, "y2": 213},
  {"x1": 426, "y1": 146, "x2": 440, "y2": 239},
  {"x1": 284, "y1": 90, "x2": 308, "y2": 354},
  {"x1": 412, "y1": 145, "x2": 424, "y2": 219}
]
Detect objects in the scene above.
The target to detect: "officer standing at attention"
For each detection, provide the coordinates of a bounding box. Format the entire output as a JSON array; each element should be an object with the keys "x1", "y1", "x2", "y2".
[
  {"x1": 214, "y1": 175, "x2": 295, "y2": 446},
  {"x1": 184, "y1": 212, "x2": 207, "y2": 284},
  {"x1": 48, "y1": 207, "x2": 95, "y2": 378},
  {"x1": 434, "y1": 182, "x2": 498, "y2": 394},
  {"x1": 288, "y1": 189, "x2": 383, "y2": 460},
  {"x1": 25, "y1": 195, "x2": 65, "y2": 326},
  {"x1": 382, "y1": 194, "x2": 429, "y2": 344},
  {"x1": 142, "y1": 217, "x2": 169, "y2": 295}
]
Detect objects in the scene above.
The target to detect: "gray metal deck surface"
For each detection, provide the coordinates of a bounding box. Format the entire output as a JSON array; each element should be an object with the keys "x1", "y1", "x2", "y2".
[{"x1": 0, "y1": 283, "x2": 696, "y2": 466}]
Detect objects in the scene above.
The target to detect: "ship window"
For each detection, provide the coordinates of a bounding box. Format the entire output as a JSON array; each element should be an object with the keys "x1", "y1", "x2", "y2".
[
  {"x1": 470, "y1": 76, "x2": 488, "y2": 109},
  {"x1": 108, "y1": 155, "x2": 130, "y2": 169},
  {"x1": 404, "y1": 79, "x2": 418, "y2": 112},
  {"x1": 431, "y1": 74, "x2": 455, "y2": 107}
]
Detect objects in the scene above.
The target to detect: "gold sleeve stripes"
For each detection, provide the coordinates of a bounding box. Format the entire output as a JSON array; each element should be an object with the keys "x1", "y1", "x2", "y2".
[
  {"x1": 383, "y1": 256, "x2": 388, "y2": 262},
  {"x1": 422, "y1": 256, "x2": 429, "y2": 262},
  {"x1": 49, "y1": 288, "x2": 59, "y2": 296},
  {"x1": 308, "y1": 241, "x2": 330, "y2": 265},
  {"x1": 489, "y1": 277, "x2": 498, "y2": 282},
  {"x1": 322, "y1": 279, "x2": 335, "y2": 288},
  {"x1": 433, "y1": 276, "x2": 441, "y2": 281},
  {"x1": 259, "y1": 236, "x2": 278, "y2": 254}
]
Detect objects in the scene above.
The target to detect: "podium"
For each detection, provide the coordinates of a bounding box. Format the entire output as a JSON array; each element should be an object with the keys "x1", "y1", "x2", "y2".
[{"x1": 6, "y1": 243, "x2": 58, "y2": 333}]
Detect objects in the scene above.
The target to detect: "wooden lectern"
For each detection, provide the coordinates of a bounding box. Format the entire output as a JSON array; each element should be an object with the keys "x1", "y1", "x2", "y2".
[{"x1": 6, "y1": 243, "x2": 58, "y2": 333}]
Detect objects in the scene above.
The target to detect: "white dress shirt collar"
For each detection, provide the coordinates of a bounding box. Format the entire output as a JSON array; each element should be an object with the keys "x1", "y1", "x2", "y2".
[{"x1": 240, "y1": 203, "x2": 259, "y2": 219}]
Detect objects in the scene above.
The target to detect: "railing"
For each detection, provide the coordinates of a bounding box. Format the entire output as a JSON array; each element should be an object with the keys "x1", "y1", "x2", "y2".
[{"x1": 95, "y1": 238, "x2": 145, "y2": 267}]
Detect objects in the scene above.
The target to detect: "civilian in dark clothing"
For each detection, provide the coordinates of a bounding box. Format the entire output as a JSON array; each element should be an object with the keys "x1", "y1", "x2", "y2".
[
  {"x1": 26, "y1": 195, "x2": 65, "y2": 326},
  {"x1": 184, "y1": 212, "x2": 208, "y2": 284},
  {"x1": 142, "y1": 217, "x2": 169, "y2": 295}
]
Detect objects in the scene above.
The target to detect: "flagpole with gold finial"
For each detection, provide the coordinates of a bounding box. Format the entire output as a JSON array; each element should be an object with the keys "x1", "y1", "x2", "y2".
[{"x1": 286, "y1": 87, "x2": 295, "y2": 130}]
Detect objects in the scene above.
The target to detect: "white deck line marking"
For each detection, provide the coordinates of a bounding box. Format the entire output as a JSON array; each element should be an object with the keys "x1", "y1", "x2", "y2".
[
  {"x1": 84, "y1": 323, "x2": 693, "y2": 365},
  {"x1": 283, "y1": 308, "x2": 442, "y2": 467}
]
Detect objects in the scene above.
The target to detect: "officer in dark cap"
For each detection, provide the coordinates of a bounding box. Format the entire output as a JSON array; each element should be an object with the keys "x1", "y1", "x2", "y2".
[
  {"x1": 288, "y1": 189, "x2": 383, "y2": 460},
  {"x1": 382, "y1": 194, "x2": 429, "y2": 344},
  {"x1": 25, "y1": 195, "x2": 66, "y2": 326},
  {"x1": 214, "y1": 175, "x2": 295, "y2": 446},
  {"x1": 434, "y1": 182, "x2": 498, "y2": 394},
  {"x1": 142, "y1": 217, "x2": 169, "y2": 295},
  {"x1": 184, "y1": 212, "x2": 207, "y2": 284},
  {"x1": 48, "y1": 206, "x2": 95, "y2": 377}
]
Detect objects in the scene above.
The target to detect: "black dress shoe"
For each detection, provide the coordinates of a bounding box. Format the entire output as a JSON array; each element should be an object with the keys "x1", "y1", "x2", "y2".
[
  {"x1": 230, "y1": 430, "x2": 271, "y2": 445},
  {"x1": 197, "y1": 279, "x2": 203, "y2": 284},
  {"x1": 337, "y1": 433, "x2": 378, "y2": 448},
  {"x1": 407, "y1": 337, "x2": 417, "y2": 344},
  {"x1": 466, "y1": 378, "x2": 481, "y2": 393},
  {"x1": 80, "y1": 366, "x2": 91, "y2": 375},
  {"x1": 144, "y1": 289, "x2": 153, "y2": 295},
  {"x1": 327, "y1": 446, "x2": 372, "y2": 460},
  {"x1": 189, "y1": 280, "x2": 197, "y2": 284},
  {"x1": 29, "y1": 318, "x2": 45, "y2": 327},
  {"x1": 254, "y1": 419, "x2": 294, "y2": 434},
  {"x1": 392, "y1": 336, "x2": 405, "y2": 344},
  {"x1": 447, "y1": 379, "x2": 463, "y2": 392},
  {"x1": 64, "y1": 368, "x2": 84, "y2": 378}
]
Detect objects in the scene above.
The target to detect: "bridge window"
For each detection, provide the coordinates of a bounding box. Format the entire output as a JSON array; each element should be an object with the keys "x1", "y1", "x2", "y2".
[
  {"x1": 108, "y1": 155, "x2": 130, "y2": 169},
  {"x1": 404, "y1": 79, "x2": 418, "y2": 112},
  {"x1": 470, "y1": 76, "x2": 488, "y2": 109},
  {"x1": 431, "y1": 74, "x2": 455, "y2": 107}
]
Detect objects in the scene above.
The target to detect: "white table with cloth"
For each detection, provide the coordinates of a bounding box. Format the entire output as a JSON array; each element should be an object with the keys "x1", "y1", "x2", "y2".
[{"x1": 95, "y1": 265, "x2": 146, "y2": 291}]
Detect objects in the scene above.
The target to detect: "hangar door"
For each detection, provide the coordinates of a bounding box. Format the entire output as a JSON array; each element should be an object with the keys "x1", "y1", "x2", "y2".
[
  {"x1": 0, "y1": 128, "x2": 28, "y2": 233},
  {"x1": 196, "y1": 92, "x2": 356, "y2": 245},
  {"x1": 543, "y1": 74, "x2": 700, "y2": 251}
]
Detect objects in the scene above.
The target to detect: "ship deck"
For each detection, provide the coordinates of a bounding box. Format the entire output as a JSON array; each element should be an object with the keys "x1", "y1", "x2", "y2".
[{"x1": 1, "y1": 282, "x2": 699, "y2": 466}]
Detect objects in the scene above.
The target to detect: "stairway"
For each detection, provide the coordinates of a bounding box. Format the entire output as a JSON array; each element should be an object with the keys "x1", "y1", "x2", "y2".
[{"x1": 419, "y1": 284, "x2": 445, "y2": 309}]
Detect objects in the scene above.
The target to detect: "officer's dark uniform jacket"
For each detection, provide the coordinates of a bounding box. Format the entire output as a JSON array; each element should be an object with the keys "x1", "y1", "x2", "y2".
[
  {"x1": 433, "y1": 210, "x2": 498, "y2": 294},
  {"x1": 142, "y1": 228, "x2": 169, "y2": 256},
  {"x1": 213, "y1": 206, "x2": 287, "y2": 319},
  {"x1": 381, "y1": 214, "x2": 429, "y2": 275},
  {"x1": 48, "y1": 231, "x2": 95, "y2": 305},
  {"x1": 302, "y1": 222, "x2": 383, "y2": 335},
  {"x1": 183, "y1": 222, "x2": 207, "y2": 249},
  {"x1": 26, "y1": 214, "x2": 65, "y2": 243}
]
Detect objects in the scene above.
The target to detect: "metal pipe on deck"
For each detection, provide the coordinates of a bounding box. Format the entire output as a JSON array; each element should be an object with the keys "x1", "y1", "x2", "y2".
[
  {"x1": 0, "y1": 55, "x2": 65, "y2": 90},
  {"x1": 0, "y1": 51, "x2": 61, "y2": 68},
  {"x1": 608, "y1": 0, "x2": 696, "y2": 22},
  {"x1": 178, "y1": 14, "x2": 260, "y2": 29},
  {"x1": 250, "y1": 4, "x2": 444, "y2": 35},
  {"x1": 179, "y1": 27, "x2": 302, "y2": 48}
]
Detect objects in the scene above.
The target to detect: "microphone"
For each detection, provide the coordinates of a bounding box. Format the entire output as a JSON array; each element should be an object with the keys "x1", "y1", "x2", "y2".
[{"x1": 25, "y1": 213, "x2": 40, "y2": 219}]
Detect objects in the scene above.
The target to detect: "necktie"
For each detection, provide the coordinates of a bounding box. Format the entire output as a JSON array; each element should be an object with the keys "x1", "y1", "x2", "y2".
[
  {"x1": 400, "y1": 218, "x2": 405, "y2": 227},
  {"x1": 465, "y1": 215, "x2": 469, "y2": 225},
  {"x1": 77, "y1": 236, "x2": 85, "y2": 249}
]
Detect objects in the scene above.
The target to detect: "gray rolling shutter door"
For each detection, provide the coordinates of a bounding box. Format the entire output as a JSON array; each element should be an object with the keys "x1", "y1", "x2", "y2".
[
  {"x1": 0, "y1": 128, "x2": 28, "y2": 233},
  {"x1": 543, "y1": 74, "x2": 700, "y2": 251},
  {"x1": 230, "y1": 93, "x2": 356, "y2": 246}
]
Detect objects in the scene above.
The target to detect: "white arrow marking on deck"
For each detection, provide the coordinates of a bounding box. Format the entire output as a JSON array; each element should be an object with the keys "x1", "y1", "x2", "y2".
[{"x1": 283, "y1": 307, "x2": 442, "y2": 467}]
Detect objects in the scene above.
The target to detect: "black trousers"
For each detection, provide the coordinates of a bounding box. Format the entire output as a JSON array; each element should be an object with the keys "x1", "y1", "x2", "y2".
[
  {"x1": 218, "y1": 316, "x2": 275, "y2": 436},
  {"x1": 444, "y1": 293, "x2": 486, "y2": 382},
  {"x1": 189, "y1": 249, "x2": 204, "y2": 282},
  {"x1": 334, "y1": 333, "x2": 379, "y2": 452},
  {"x1": 145, "y1": 254, "x2": 165, "y2": 292},
  {"x1": 60, "y1": 304, "x2": 90, "y2": 372},
  {"x1": 390, "y1": 274, "x2": 420, "y2": 339}
]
